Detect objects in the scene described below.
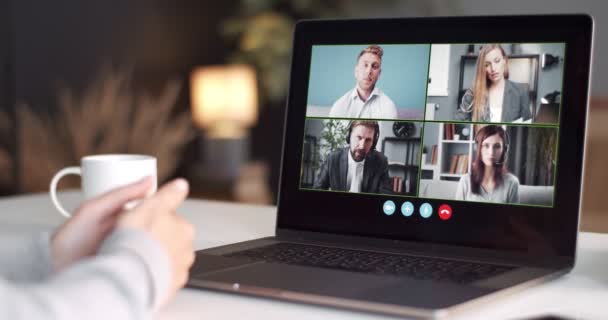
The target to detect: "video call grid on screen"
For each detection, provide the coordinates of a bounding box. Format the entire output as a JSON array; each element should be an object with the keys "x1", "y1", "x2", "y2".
[{"x1": 299, "y1": 42, "x2": 565, "y2": 209}]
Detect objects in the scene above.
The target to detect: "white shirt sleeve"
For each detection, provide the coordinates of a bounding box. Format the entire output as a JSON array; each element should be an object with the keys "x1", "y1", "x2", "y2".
[
  {"x1": 385, "y1": 97, "x2": 398, "y2": 119},
  {"x1": 0, "y1": 228, "x2": 171, "y2": 320},
  {"x1": 455, "y1": 176, "x2": 468, "y2": 201},
  {"x1": 329, "y1": 100, "x2": 343, "y2": 118},
  {"x1": 329, "y1": 90, "x2": 351, "y2": 118},
  {"x1": 0, "y1": 232, "x2": 53, "y2": 282}
]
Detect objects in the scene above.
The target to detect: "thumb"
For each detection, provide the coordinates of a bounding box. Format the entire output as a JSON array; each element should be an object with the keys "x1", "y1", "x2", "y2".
[
  {"x1": 78, "y1": 176, "x2": 156, "y2": 219},
  {"x1": 140, "y1": 178, "x2": 189, "y2": 214}
]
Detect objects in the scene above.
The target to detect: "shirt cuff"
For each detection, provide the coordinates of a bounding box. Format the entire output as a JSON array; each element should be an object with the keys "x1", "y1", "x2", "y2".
[{"x1": 98, "y1": 228, "x2": 171, "y2": 311}]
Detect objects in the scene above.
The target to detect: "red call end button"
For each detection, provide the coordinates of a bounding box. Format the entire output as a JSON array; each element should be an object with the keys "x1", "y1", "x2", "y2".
[{"x1": 438, "y1": 204, "x2": 452, "y2": 220}]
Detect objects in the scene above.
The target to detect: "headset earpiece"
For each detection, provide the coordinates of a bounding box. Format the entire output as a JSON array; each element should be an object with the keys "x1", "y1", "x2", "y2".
[{"x1": 372, "y1": 122, "x2": 379, "y2": 150}]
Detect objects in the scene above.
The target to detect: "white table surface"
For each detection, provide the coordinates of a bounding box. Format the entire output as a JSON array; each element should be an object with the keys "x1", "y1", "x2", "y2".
[{"x1": 0, "y1": 191, "x2": 606, "y2": 320}]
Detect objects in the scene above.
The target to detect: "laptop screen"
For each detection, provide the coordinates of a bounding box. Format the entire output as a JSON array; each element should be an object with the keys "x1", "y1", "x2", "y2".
[
  {"x1": 278, "y1": 16, "x2": 592, "y2": 259},
  {"x1": 301, "y1": 42, "x2": 563, "y2": 209}
]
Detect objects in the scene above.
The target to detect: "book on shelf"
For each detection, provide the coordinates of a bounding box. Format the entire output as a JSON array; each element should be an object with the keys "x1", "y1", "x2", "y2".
[
  {"x1": 448, "y1": 154, "x2": 470, "y2": 174},
  {"x1": 444, "y1": 123, "x2": 457, "y2": 140},
  {"x1": 456, "y1": 155, "x2": 464, "y2": 174},
  {"x1": 449, "y1": 154, "x2": 458, "y2": 174},
  {"x1": 410, "y1": 141, "x2": 420, "y2": 165},
  {"x1": 430, "y1": 145, "x2": 437, "y2": 165},
  {"x1": 461, "y1": 154, "x2": 469, "y2": 174},
  {"x1": 391, "y1": 176, "x2": 403, "y2": 193}
]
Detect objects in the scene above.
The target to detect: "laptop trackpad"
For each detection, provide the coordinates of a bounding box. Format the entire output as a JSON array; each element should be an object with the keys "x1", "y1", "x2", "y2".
[{"x1": 202, "y1": 262, "x2": 491, "y2": 309}]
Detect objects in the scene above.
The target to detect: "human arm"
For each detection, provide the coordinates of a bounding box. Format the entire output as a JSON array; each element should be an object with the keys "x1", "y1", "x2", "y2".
[
  {"x1": 329, "y1": 97, "x2": 345, "y2": 118},
  {"x1": 383, "y1": 95, "x2": 398, "y2": 119},
  {"x1": 507, "y1": 175, "x2": 520, "y2": 204},
  {"x1": 455, "y1": 175, "x2": 468, "y2": 200},
  {"x1": 0, "y1": 232, "x2": 52, "y2": 282},
  {"x1": 0, "y1": 227, "x2": 169, "y2": 320},
  {"x1": 329, "y1": 91, "x2": 350, "y2": 118},
  {"x1": 0, "y1": 177, "x2": 156, "y2": 282},
  {"x1": 328, "y1": 103, "x2": 340, "y2": 118},
  {"x1": 519, "y1": 83, "x2": 532, "y2": 121},
  {"x1": 0, "y1": 177, "x2": 194, "y2": 320},
  {"x1": 377, "y1": 156, "x2": 394, "y2": 195}
]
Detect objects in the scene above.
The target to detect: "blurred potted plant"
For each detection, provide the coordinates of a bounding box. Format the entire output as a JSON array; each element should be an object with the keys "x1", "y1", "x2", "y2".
[
  {"x1": 220, "y1": 0, "x2": 348, "y2": 105},
  {"x1": 0, "y1": 66, "x2": 194, "y2": 193},
  {"x1": 312, "y1": 119, "x2": 348, "y2": 176}
]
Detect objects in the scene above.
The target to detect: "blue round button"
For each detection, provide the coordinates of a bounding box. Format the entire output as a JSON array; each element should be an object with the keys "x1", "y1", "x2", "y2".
[
  {"x1": 401, "y1": 201, "x2": 414, "y2": 217},
  {"x1": 383, "y1": 200, "x2": 396, "y2": 216},
  {"x1": 419, "y1": 203, "x2": 433, "y2": 218}
]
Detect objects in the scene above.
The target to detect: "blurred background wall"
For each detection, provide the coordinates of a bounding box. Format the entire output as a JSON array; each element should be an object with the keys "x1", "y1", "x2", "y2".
[{"x1": 0, "y1": 0, "x2": 606, "y2": 231}]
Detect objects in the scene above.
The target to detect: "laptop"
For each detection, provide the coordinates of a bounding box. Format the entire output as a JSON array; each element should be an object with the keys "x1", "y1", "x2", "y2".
[{"x1": 188, "y1": 15, "x2": 593, "y2": 318}]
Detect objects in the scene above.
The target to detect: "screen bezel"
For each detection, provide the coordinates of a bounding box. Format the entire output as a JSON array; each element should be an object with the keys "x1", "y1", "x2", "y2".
[{"x1": 276, "y1": 15, "x2": 593, "y2": 261}]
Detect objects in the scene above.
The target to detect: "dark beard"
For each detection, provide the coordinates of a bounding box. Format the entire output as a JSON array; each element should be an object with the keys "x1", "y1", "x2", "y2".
[{"x1": 350, "y1": 149, "x2": 367, "y2": 162}]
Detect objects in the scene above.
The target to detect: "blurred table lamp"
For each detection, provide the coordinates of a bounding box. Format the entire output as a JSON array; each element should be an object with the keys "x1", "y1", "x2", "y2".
[
  {"x1": 191, "y1": 65, "x2": 258, "y2": 182},
  {"x1": 541, "y1": 91, "x2": 561, "y2": 105}
]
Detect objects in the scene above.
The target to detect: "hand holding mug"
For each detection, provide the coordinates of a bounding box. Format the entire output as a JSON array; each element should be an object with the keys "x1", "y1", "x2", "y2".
[
  {"x1": 117, "y1": 178, "x2": 195, "y2": 306},
  {"x1": 50, "y1": 154, "x2": 157, "y2": 217},
  {"x1": 50, "y1": 154, "x2": 157, "y2": 271},
  {"x1": 51, "y1": 176, "x2": 156, "y2": 272}
]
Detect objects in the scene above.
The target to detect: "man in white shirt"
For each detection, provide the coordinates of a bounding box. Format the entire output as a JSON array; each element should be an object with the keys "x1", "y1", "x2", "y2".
[
  {"x1": 329, "y1": 45, "x2": 398, "y2": 119},
  {"x1": 313, "y1": 120, "x2": 392, "y2": 194},
  {"x1": 0, "y1": 177, "x2": 195, "y2": 320}
]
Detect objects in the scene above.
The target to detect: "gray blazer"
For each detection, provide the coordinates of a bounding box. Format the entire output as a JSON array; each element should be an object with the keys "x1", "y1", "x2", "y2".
[
  {"x1": 313, "y1": 148, "x2": 392, "y2": 194},
  {"x1": 456, "y1": 80, "x2": 532, "y2": 122}
]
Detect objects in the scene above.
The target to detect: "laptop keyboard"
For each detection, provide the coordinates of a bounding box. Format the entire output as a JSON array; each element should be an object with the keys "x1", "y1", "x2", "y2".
[{"x1": 225, "y1": 242, "x2": 514, "y2": 284}]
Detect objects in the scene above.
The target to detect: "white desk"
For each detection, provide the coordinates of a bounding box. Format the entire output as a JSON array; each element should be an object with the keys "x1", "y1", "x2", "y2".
[{"x1": 0, "y1": 191, "x2": 606, "y2": 320}]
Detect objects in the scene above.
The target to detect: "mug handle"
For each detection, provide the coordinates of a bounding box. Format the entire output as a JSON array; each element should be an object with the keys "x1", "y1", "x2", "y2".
[{"x1": 50, "y1": 167, "x2": 81, "y2": 218}]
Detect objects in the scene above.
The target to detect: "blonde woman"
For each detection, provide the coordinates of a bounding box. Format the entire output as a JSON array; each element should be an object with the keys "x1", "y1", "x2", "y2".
[{"x1": 456, "y1": 44, "x2": 532, "y2": 122}]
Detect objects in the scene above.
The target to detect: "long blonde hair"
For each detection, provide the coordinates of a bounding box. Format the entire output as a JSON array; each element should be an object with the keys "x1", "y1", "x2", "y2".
[{"x1": 471, "y1": 44, "x2": 509, "y2": 121}]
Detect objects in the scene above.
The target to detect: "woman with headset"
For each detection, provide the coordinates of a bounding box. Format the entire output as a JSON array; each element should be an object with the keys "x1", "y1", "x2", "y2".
[
  {"x1": 455, "y1": 44, "x2": 532, "y2": 123},
  {"x1": 455, "y1": 125, "x2": 520, "y2": 203}
]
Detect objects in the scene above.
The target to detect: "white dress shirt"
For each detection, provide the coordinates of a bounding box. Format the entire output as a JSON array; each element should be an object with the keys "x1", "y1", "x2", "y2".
[
  {"x1": 347, "y1": 150, "x2": 365, "y2": 193},
  {"x1": 329, "y1": 86, "x2": 398, "y2": 119}
]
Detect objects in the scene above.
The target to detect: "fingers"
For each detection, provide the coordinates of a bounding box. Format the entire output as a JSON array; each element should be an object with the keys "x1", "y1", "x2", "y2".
[
  {"x1": 143, "y1": 178, "x2": 189, "y2": 214},
  {"x1": 177, "y1": 214, "x2": 196, "y2": 242},
  {"x1": 78, "y1": 176, "x2": 156, "y2": 219}
]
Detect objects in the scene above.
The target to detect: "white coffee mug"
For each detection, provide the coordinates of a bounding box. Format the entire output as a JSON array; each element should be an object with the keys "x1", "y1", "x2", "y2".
[{"x1": 50, "y1": 154, "x2": 157, "y2": 217}]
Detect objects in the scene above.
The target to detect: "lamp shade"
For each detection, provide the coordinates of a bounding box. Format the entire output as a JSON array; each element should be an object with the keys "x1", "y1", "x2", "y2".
[
  {"x1": 541, "y1": 91, "x2": 560, "y2": 104},
  {"x1": 191, "y1": 65, "x2": 258, "y2": 138}
]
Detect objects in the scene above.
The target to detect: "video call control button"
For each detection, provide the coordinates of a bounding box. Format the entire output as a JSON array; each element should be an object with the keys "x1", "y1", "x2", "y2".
[
  {"x1": 438, "y1": 204, "x2": 452, "y2": 220},
  {"x1": 419, "y1": 203, "x2": 433, "y2": 219},
  {"x1": 383, "y1": 200, "x2": 396, "y2": 216},
  {"x1": 401, "y1": 201, "x2": 414, "y2": 217}
]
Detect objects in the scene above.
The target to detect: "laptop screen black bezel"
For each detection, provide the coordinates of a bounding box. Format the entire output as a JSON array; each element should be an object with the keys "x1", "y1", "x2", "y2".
[{"x1": 275, "y1": 15, "x2": 593, "y2": 262}]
